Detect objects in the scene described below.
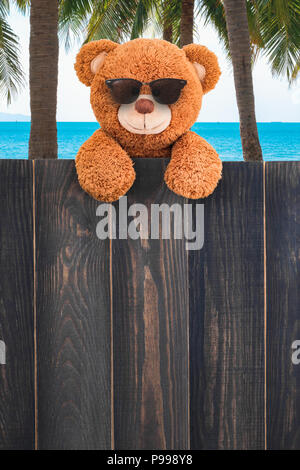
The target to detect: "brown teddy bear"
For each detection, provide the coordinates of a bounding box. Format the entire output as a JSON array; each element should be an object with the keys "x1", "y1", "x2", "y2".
[{"x1": 75, "y1": 38, "x2": 222, "y2": 202}]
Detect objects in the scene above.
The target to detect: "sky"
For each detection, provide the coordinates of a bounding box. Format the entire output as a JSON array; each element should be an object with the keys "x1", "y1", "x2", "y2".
[{"x1": 1, "y1": 7, "x2": 300, "y2": 122}]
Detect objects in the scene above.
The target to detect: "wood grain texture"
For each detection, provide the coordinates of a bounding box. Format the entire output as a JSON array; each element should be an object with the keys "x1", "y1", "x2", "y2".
[
  {"x1": 0, "y1": 161, "x2": 34, "y2": 450},
  {"x1": 189, "y1": 162, "x2": 265, "y2": 449},
  {"x1": 1, "y1": 159, "x2": 298, "y2": 450},
  {"x1": 35, "y1": 160, "x2": 111, "y2": 450},
  {"x1": 266, "y1": 162, "x2": 300, "y2": 450},
  {"x1": 112, "y1": 159, "x2": 189, "y2": 450}
]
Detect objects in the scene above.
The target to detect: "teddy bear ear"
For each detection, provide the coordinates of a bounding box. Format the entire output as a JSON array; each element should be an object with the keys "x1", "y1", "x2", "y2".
[
  {"x1": 183, "y1": 44, "x2": 221, "y2": 94},
  {"x1": 74, "y1": 39, "x2": 118, "y2": 86}
]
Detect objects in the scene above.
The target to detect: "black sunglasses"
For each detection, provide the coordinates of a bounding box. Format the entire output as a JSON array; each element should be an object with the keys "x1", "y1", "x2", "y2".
[{"x1": 105, "y1": 78, "x2": 187, "y2": 105}]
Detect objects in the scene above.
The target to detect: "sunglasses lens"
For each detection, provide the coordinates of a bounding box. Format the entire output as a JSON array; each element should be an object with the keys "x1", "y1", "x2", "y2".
[
  {"x1": 106, "y1": 79, "x2": 141, "y2": 104},
  {"x1": 150, "y1": 79, "x2": 187, "y2": 105}
]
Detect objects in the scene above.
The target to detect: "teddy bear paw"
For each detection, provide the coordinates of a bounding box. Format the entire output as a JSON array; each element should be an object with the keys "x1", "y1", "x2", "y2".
[
  {"x1": 77, "y1": 164, "x2": 136, "y2": 202},
  {"x1": 164, "y1": 163, "x2": 222, "y2": 199}
]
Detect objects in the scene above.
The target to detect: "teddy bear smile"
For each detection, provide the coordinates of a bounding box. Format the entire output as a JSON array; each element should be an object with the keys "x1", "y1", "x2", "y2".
[
  {"x1": 118, "y1": 94, "x2": 172, "y2": 135},
  {"x1": 122, "y1": 116, "x2": 170, "y2": 134}
]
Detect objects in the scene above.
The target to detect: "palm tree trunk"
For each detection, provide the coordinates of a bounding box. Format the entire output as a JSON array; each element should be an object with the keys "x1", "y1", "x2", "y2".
[
  {"x1": 163, "y1": 23, "x2": 173, "y2": 42},
  {"x1": 162, "y1": 0, "x2": 172, "y2": 42},
  {"x1": 29, "y1": 0, "x2": 59, "y2": 159},
  {"x1": 223, "y1": 0, "x2": 262, "y2": 161},
  {"x1": 180, "y1": 0, "x2": 194, "y2": 47}
]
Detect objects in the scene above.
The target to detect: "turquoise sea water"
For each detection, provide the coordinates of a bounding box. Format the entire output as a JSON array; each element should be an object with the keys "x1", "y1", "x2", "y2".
[{"x1": 0, "y1": 122, "x2": 299, "y2": 160}]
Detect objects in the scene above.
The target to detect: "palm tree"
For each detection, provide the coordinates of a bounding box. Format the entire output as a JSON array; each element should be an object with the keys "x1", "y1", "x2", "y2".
[
  {"x1": 29, "y1": 0, "x2": 94, "y2": 159},
  {"x1": 223, "y1": 0, "x2": 262, "y2": 161},
  {"x1": 4, "y1": 0, "x2": 299, "y2": 160},
  {"x1": 28, "y1": 0, "x2": 59, "y2": 159},
  {"x1": 0, "y1": 1, "x2": 25, "y2": 104},
  {"x1": 180, "y1": 0, "x2": 194, "y2": 46},
  {"x1": 1, "y1": 0, "x2": 94, "y2": 159}
]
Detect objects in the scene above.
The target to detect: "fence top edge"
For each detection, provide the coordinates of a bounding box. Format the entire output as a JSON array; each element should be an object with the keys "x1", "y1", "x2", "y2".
[{"x1": 0, "y1": 159, "x2": 299, "y2": 168}]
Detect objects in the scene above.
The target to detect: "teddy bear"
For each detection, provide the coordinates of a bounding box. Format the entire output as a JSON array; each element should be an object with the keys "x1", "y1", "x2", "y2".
[{"x1": 74, "y1": 38, "x2": 222, "y2": 202}]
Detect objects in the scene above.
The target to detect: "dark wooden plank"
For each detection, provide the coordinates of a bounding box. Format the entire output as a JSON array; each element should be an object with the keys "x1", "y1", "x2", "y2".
[
  {"x1": 0, "y1": 161, "x2": 34, "y2": 450},
  {"x1": 190, "y1": 162, "x2": 265, "y2": 450},
  {"x1": 35, "y1": 160, "x2": 111, "y2": 450},
  {"x1": 266, "y1": 162, "x2": 300, "y2": 450},
  {"x1": 112, "y1": 158, "x2": 189, "y2": 450}
]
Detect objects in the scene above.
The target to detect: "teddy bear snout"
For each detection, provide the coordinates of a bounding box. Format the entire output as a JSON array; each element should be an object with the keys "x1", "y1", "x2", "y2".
[{"x1": 135, "y1": 98, "x2": 154, "y2": 114}]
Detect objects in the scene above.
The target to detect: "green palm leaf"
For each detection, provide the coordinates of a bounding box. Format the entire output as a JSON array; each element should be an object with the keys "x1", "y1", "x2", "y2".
[
  {"x1": 0, "y1": 7, "x2": 24, "y2": 105},
  {"x1": 14, "y1": 0, "x2": 30, "y2": 13},
  {"x1": 255, "y1": 0, "x2": 300, "y2": 83},
  {"x1": 0, "y1": 2, "x2": 10, "y2": 18},
  {"x1": 59, "y1": 0, "x2": 94, "y2": 50},
  {"x1": 86, "y1": 0, "x2": 135, "y2": 42},
  {"x1": 131, "y1": 0, "x2": 153, "y2": 39}
]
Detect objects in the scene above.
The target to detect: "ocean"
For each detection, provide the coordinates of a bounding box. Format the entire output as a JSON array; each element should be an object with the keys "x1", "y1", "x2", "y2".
[{"x1": 0, "y1": 122, "x2": 299, "y2": 160}]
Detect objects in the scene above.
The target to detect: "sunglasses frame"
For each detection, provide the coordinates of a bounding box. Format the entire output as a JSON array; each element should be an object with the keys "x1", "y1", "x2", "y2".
[{"x1": 105, "y1": 78, "x2": 187, "y2": 105}]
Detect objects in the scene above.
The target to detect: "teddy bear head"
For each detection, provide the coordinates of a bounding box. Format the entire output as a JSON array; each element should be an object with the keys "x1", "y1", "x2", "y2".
[{"x1": 75, "y1": 38, "x2": 220, "y2": 156}]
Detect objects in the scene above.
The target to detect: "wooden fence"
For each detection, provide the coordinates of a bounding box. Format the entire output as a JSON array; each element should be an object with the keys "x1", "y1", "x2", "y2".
[{"x1": 0, "y1": 160, "x2": 299, "y2": 450}]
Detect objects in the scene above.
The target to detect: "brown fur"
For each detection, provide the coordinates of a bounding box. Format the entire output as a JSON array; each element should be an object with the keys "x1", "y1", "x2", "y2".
[{"x1": 75, "y1": 38, "x2": 222, "y2": 201}]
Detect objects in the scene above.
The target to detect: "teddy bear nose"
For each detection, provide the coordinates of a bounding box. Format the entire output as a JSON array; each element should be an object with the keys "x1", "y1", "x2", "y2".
[{"x1": 135, "y1": 98, "x2": 154, "y2": 114}]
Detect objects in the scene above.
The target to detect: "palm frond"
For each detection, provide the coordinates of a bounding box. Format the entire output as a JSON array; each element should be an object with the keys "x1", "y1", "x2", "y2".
[
  {"x1": 14, "y1": 0, "x2": 30, "y2": 14},
  {"x1": 196, "y1": 0, "x2": 261, "y2": 58},
  {"x1": 151, "y1": 0, "x2": 181, "y2": 45},
  {"x1": 58, "y1": 0, "x2": 94, "y2": 50},
  {"x1": 86, "y1": 0, "x2": 133, "y2": 43},
  {"x1": 59, "y1": 0, "x2": 94, "y2": 19},
  {"x1": 0, "y1": 17, "x2": 25, "y2": 105},
  {"x1": 0, "y1": 1, "x2": 10, "y2": 18},
  {"x1": 163, "y1": 0, "x2": 182, "y2": 45},
  {"x1": 131, "y1": 0, "x2": 153, "y2": 39},
  {"x1": 291, "y1": 60, "x2": 300, "y2": 81},
  {"x1": 254, "y1": 0, "x2": 300, "y2": 83}
]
